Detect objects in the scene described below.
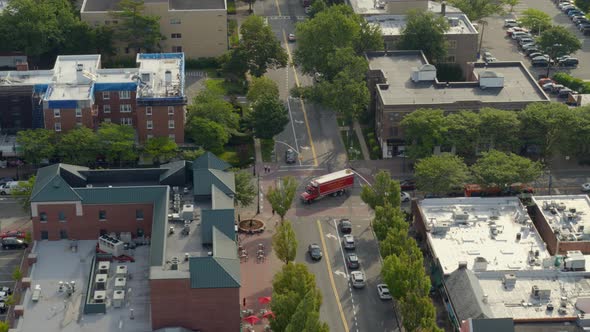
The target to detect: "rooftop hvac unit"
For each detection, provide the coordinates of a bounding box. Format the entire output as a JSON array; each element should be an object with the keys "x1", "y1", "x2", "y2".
[
  {"x1": 115, "y1": 277, "x2": 127, "y2": 291},
  {"x1": 473, "y1": 257, "x2": 488, "y2": 272},
  {"x1": 116, "y1": 265, "x2": 128, "y2": 277},
  {"x1": 453, "y1": 211, "x2": 470, "y2": 221},
  {"x1": 95, "y1": 274, "x2": 107, "y2": 291},
  {"x1": 98, "y1": 261, "x2": 110, "y2": 275},
  {"x1": 98, "y1": 235, "x2": 125, "y2": 257},
  {"x1": 182, "y1": 204, "x2": 194, "y2": 221},
  {"x1": 432, "y1": 222, "x2": 451, "y2": 234},
  {"x1": 559, "y1": 307, "x2": 568, "y2": 315},
  {"x1": 113, "y1": 290, "x2": 125, "y2": 308},
  {"x1": 561, "y1": 297, "x2": 568, "y2": 307},
  {"x1": 93, "y1": 290, "x2": 106, "y2": 303},
  {"x1": 502, "y1": 274, "x2": 517, "y2": 289}
]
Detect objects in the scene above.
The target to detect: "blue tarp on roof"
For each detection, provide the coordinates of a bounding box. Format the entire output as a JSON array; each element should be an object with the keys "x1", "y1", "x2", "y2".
[
  {"x1": 94, "y1": 82, "x2": 137, "y2": 92},
  {"x1": 47, "y1": 100, "x2": 78, "y2": 109},
  {"x1": 138, "y1": 53, "x2": 184, "y2": 60},
  {"x1": 33, "y1": 84, "x2": 49, "y2": 93}
]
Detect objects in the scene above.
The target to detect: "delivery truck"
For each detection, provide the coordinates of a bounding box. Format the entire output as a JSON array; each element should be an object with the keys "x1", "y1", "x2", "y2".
[{"x1": 300, "y1": 169, "x2": 355, "y2": 204}]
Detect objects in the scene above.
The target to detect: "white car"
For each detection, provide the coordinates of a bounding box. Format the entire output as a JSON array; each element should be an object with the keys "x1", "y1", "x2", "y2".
[
  {"x1": 401, "y1": 191, "x2": 411, "y2": 202},
  {"x1": 377, "y1": 284, "x2": 392, "y2": 300},
  {"x1": 582, "y1": 183, "x2": 590, "y2": 192},
  {"x1": 350, "y1": 271, "x2": 366, "y2": 288},
  {"x1": 504, "y1": 19, "x2": 518, "y2": 28},
  {"x1": 343, "y1": 234, "x2": 355, "y2": 249}
]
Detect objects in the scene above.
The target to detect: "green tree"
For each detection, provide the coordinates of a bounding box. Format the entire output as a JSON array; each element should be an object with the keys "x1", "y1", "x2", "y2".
[
  {"x1": 478, "y1": 108, "x2": 520, "y2": 152},
  {"x1": 471, "y1": 150, "x2": 543, "y2": 189},
  {"x1": 502, "y1": 0, "x2": 520, "y2": 13},
  {"x1": 518, "y1": 102, "x2": 574, "y2": 160},
  {"x1": 380, "y1": 227, "x2": 418, "y2": 259},
  {"x1": 111, "y1": 0, "x2": 164, "y2": 52},
  {"x1": 250, "y1": 94, "x2": 290, "y2": 139},
  {"x1": 445, "y1": 111, "x2": 481, "y2": 158},
  {"x1": 537, "y1": 26, "x2": 582, "y2": 77},
  {"x1": 247, "y1": 76, "x2": 280, "y2": 103},
  {"x1": 519, "y1": 9, "x2": 552, "y2": 35},
  {"x1": 381, "y1": 251, "x2": 431, "y2": 300},
  {"x1": 11, "y1": 176, "x2": 35, "y2": 214},
  {"x1": 322, "y1": 47, "x2": 368, "y2": 82},
  {"x1": 360, "y1": 170, "x2": 401, "y2": 210},
  {"x1": 16, "y1": 129, "x2": 56, "y2": 166},
  {"x1": 220, "y1": 48, "x2": 249, "y2": 82},
  {"x1": 449, "y1": 0, "x2": 502, "y2": 21},
  {"x1": 372, "y1": 203, "x2": 406, "y2": 241},
  {"x1": 57, "y1": 127, "x2": 98, "y2": 165},
  {"x1": 96, "y1": 123, "x2": 138, "y2": 166},
  {"x1": 12, "y1": 267, "x2": 22, "y2": 281},
  {"x1": 266, "y1": 176, "x2": 298, "y2": 221},
  {"x1": 562, "y1": 107, "x2": 590, "y2": 162},
  {"x1": 576, "y1": 0, "x2": 590, "y2": 12},
  {"x1": 399, "y1": 292, "x2": 442, "y2": 332},
  {"x1": 185, "y1": 117, "x2": 229, "y2": 154},
  {"x1": 144, "y1": 137, "x2": 178, "y2": 164},
  {"x1": 234, "y1": 171, "x2": 256, "y2": 207},
  {"x1": 182, "y1": 148, "x2": 206, "y2": 161},
  {"x1": 294, "y1": 5, "x2": 382, "y2": 76},
  {"x1": 0, "y1": 321, "x2": 9, "y2": 332},
  {"x1": 400, "y1": 109, "x2": 447, "y2": 160},
  {"x1": 62, "y1": 23, "x2": 116, "y2": 58},
  {"x1": 189, "y1": 88, "x2": 239, "y2": 134},
  {"x1": 398, "y1": 10, "x2": 450, "y2": 62},
  {"x1": 272, "y1": 220, "x2": 298, "y2": 264},
  {"x1": 414, "y1": 154, "x2": 470, "y2": 196},
  {"x1": 238, "y1": 15, "x2": 288, "y2": 77},
  {"x1": 285, "y1": 290, "x2": 329, "y2": 332}
]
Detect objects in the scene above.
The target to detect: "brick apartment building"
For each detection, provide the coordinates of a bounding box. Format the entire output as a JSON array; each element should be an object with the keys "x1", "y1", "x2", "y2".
[
  {"x1": 0, "y1": 53, "x2": 187, "y2": 144},
  {"x1": 29, "y1": 152, "x2": 240, "y2": 331}
]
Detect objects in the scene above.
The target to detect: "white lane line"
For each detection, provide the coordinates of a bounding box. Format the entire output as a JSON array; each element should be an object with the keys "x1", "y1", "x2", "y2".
[
  {"x1": 326, "y1": 233, "x2": 338, "y2": 240},
  {"x1": 286, "y1": 97, "x2": 303, "y2": 166}
]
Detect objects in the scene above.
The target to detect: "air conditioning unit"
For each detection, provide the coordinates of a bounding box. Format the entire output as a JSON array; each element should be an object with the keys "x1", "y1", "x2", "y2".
[
  {"x1": 113, "y1": 290, "x2": 125, "y2": 308},
  {"x1": 98, "y1": 261, "x2": 110, "y2": 275},
  {"x1": 116, "y1": 265, "x2": 128, "y2": 277},
  {"x1": 115, "y1": 277, "x2": 127, "y2": 291},
  {"x1": 93, "y1": 290, "x2": 106, "y2": 303},
  {"x1": 95, "y1": 274, "x2": 107, "y2": 291}
]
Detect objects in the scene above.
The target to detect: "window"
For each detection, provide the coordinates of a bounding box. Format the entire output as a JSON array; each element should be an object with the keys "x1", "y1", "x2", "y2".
[
  {"x1": 103, "y1": 105, "x2": 111, "y2": 113},
  {"x1": 170, "y1": 18, "x2": 181, "y2": 24},
  {"x1": 121, "y1": 117, "x2": 132, "y2": 125},
  {"x1": 40, "y1": 231, "x2": 49, "y2": 240},
  {"x1": 99, "y1": 210, "x2": 106, "y2": 220},
  {"x1": 146, "y1": 106, "x2": 152, "y2": 115},
  {"x1": 54, "y1": 109, "x2": 60, "y2": 118},
  {"x1": 120, "y1": 104, "x2": 132, "y2": 113},
  {"x1": 58, "y1": 211, "x2": 66, "y2": 222},
  {"x1": 136, "y1": 209, "x2": 144, "y2": 220},
  {"x1": 60, "y1": 230, "x2": 68, "y2": 239},
  {"x1": 54, "y1": 122, "x2": 61, "y2": 132},
  {"x1": 172, "y1": 46, "x2": 183, "y2": 52},
  {"x1": 75, "y1": 108, "x2": 82, "y2": 117},
  {"x1": 442, "y1": 55, "x2": 456, "y2": 63},
  {"x1": 168, "y1": 120, "x2": 175, "y2": 129},
  {"x1": 167, "y1": 106, "x2": 174, "y2": 115},
  {"x1": 103, "y1": 92, "x2": 110, "y2": 100},
  {"x1": 119, "y1": 91, "x2": 131, "y2": 99},
  {"x1": 448, "y1": 40, "x2": 457, "y2": 49},
  {"x1": 147, "y1": 120, "x2": 153, "y2": 129},
  {"x1": 104, "y1": 118, "x2": 111, "y2": 123},
  {"x1": 40, "y1": 212, "x2": 47, "y2": 222},
  {"x1": 171, "y1": 33, "x2": 182, "y2": 39},
  {"x1": 125, "y1": 48, "x2": 130, "y2": 54}
]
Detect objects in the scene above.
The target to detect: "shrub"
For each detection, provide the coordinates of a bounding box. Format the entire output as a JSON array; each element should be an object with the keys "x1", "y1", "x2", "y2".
[
  {"x1": 552, "y1": 72, "x2": 590, "y2": 93},
  {"x1": 227, "y1": 0, "x2": 236, "y2": 14},
  {"x1": 185, "y1": 57, "x2": 220, "y2": 70}
]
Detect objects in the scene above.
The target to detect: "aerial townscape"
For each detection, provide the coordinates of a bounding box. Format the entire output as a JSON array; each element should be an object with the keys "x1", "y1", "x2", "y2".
[{"x1": 4, "y1": 0, "x2": 590, "y2": 331}]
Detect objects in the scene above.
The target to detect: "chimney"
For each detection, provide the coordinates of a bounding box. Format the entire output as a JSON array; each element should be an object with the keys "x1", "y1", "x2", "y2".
[
  {"x1": 441, "y1": 1, "x2": 446, "y2": 16},
  {"x1": 16, "y1": 62, "x2": 29, "y2": 71}
]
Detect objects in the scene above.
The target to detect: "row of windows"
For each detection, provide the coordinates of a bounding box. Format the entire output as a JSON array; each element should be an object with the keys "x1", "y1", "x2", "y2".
[
  {"x1": 54, "y1": 109, "x2": 83, "y2": 118},
  {"x1": 102, "y1": 105, "x2": 131, "y2": 113},
  {"x1": 145, "y1": 106, "x2": 175, "y2": 115},
  {"x1": 148, "y1": 134, "x2": 176, "y2": 140},
  {"x1": 39, "y1": 209, "x2": 144, "y2": 222},
  {"x1": 146, "y1": 120, "x2": 175, "y2": 129},
  {"x1": 102, "y1": 91, "x2": 131, "y2": 100}
]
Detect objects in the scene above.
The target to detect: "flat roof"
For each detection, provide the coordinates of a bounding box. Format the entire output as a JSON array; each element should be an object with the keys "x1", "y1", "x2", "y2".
[
  {"x1": 18, "y1": 241, "x2": 151, "y2": 332},
  {"x1": 418, "y1": 197, "x2": 550, "y2": 275},
  {"x1": 352, "y1": 0, "x2": 461, "y2": 16},
  {"x1": 532, "y1": 195, "x2": 590, "y2": 242},
  {"x1": 367, "y1": 52, "x2": 549, "y2": 107},
  {"x1": 136, "y1": 53, "x2": 184, "y2": 100},
  {"x1": 164, "y1": 202, "x2": 209, "y2": 273},
  {"x1": 366, "y1": 13, "x2": 477, "y2": 36},
  {"x1": 82, "y1": 0, "x2": 225, "y2": 12}
]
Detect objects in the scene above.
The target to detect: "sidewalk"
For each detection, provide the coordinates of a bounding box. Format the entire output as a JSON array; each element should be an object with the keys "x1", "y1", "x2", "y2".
[{"x1": 353, "y1": 120, "x2": 370, "y2": 161}]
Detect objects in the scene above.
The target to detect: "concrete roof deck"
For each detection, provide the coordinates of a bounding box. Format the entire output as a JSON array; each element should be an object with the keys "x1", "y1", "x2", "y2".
[
  {"x1": 367, "y1": 52, "x2": 549, "y2": 107},
  {"x1": 366, "y1": 13, "x2": 477, "y2": 36},
  {"x1": 419, "y1": 197, "x2": 550, "y2": 275},
  {"x1": 0, "y1": 70, "x2": 54, "y2": 86},
  {"x1": 19, "y1": 240, "x2": 151, "y2": 332},
  {"x1": 352, "y1": 0, "x2": 461, "y2": 16},
  {"x1": 136, "y1": 53, "x2": 184, "y2": 100},
  {"x1": 82, "y1": 0, "x2": 225, "y2": 13},
  {"x1": 533, "y1": 195, "x2": 590, "y2": 242}
]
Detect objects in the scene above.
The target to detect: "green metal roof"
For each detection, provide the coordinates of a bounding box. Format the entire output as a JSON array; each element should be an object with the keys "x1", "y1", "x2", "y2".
[
  {"x1": 31, "y1": 165, "x2": 82, "y2": 202},
  {"x1": 200, "y1": 209, "x2": 235, "y2": 244},
  {"x1": 159, "y1": 160, "x2": 186, "y2": 183},
  {"x1": 192, "y1": 152, "x2": 231, "y2": 171},
  {"x1": 193, "y1": 169, "x2": 235, "y2": 196},
  {"x1": 189, "y1": 227, "x2": 239, "y2": 289},
  {"x1": 211, "y1": 185, "x2": 234, "y2": 210}
]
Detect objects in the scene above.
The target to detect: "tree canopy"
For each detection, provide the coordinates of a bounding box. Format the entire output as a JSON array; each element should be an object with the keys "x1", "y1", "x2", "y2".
[
  {"x1": 519, "y1": 9, "x2": 552, "y2": 34},
  {"x1": 111, "y1": 0, "x2": 164, "y2": 52},
  {"x1": 237, "y1": 15, "x2": 288, "y2": 77},
  {"x1": 400, "y1": 109, "x2": 447, "y2": 159},
  {"x1": 234, "y1": 171, "x2": 256, "y2": 207},
  {"x1": 272, "y1": 220, "x2": 298, "y2": 264},
  {"x1": 518, "y1": 102, "x2": 573, "y2": 160},
  {"x1": 247, "y1": 76, "x2": 280, "y2": 103},
  {"x1": 249, "y1": 94, "x2": 290, "y2": 139},
  {"x1": 414, "y1": 154, "x2": 470, "y2": 196},
  {"x1": 188, "y1": 88, "x2": 239, "y2": 135},
  {"x1": 16, "y1": 129, "x2": 57, "y2": 166},
  {"x1": 360, "y1": 170, "x2": 401, "y2": 210},
  {"x1": 381, "y1": 251, "x2": 430, "y2": 300},
  {"x1": 185, "y1": 117, "x2": 229, "y2": 154},
  {"x1": 471, "y1": 150, "x2": 543, "y2": 189},
  {"x1": 267, "y1": 176, "x2": 298, "y2": 221},
  {"x1": 143, "y1": 137, "x2": 178, "y2": 164},
  {"x1": 448, "y1": 0, "x2": 502, "y2": 21},
  {"x1": 399, "y1": 292, "x2": 443, "y2": 332},
  {"x1": 57, "y1": 127, "x2": 99, "y2": 165},
  {"x1": 97, "y1": 123, "x2": 138, "y2": 165},
  {"x1": 538, "y1": 26, "x2": 582, "y2": 61},
  {"x1": 398, "y1": 10, "x2": 450, "y2": 62},
  {"x1": 372, "y1": 203, "x2": 406, "y2": 241}
]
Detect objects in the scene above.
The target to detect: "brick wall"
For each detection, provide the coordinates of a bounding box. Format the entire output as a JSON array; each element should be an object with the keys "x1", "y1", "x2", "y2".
[
  {"x1": 150, "y1": 278, "x2": 240, "y2": 331},
  {"x1": 32, "y1": 203, "x2": 153, "y2": 241},
  {"x1": 136, "y1": 105, "x2": 185, "y2": 144},
  {"x1": 94, "y1": 90, "x2": 137, "y2": 127},
  {"x1": 43, "y1": 107, "x2": 94, "y2": 133},
  {"x1": 413, "y1": 200, "x2": 428, "y2": 238}
]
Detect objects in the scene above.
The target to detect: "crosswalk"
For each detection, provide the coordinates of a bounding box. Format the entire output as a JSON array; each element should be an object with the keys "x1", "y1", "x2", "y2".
[
  {"x1": 185, "y1": 71, "x2": 207, "y2": 77},
  {"x1": 267, "y1": 15, "x2": 306, "y2": 21}
]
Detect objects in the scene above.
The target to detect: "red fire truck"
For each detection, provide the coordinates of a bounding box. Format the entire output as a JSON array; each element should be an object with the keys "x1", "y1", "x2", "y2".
[{"x1": 300, "y1": 169, "x2": 355, "y2": 204}]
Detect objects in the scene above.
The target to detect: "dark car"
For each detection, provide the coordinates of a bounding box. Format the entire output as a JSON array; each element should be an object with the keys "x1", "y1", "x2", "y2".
[
  {"x1": 285, "y1": 148, "x2": 297, "y2": 164},
  {"x1": 308, "y1": 243, "x2": 322, "y2": 260},
  {"x1": 559, "y1": 58, "x2": 579, "y2": 67},
  {"x1": 1, "y1": 237, "x2": 27, "y2": 250},
  {"x1": 346, "y1": 253, "x2": 360, "y2": 269},
  {"x1": 339, "y1": 219, "x2": 352, "y2": 234},
  {"x1": 400, "y1": 179, "x2": 416, "y2": 191}
]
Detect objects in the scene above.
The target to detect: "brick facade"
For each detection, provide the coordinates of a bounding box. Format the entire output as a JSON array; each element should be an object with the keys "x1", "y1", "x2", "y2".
[
  {"x1": 150, "y1": 278, "x2": 240, "y2": 332},
  {"x1": 43, "y1": 107, "x2": 95, "y2": 132},
  {"x1": 529, "y1": 204, "x2": 590, "y2": 255},
  {"x1": 32, "y1": 202, "x2": 153, "y2": 241},
  {"x1": 136, "y1": 105, "x2": 185, "y2": 144}
]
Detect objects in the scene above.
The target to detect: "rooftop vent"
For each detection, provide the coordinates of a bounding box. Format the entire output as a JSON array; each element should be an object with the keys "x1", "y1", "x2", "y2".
[
  {"x1": 473, "y1": 257, "x2": 488, "y2": 271},
  {"x1": 411, "y1": 64, "x2": 436, "y2": 83},
  {"x1": 479, "y1": 71, "x2": 504, "y2": 89},
  {"x1": 458, "y1": 261, "x2": 468, "y2": 269},
  {"x1": 379, "y1": 84, "x2": 389, "y2": 90}
]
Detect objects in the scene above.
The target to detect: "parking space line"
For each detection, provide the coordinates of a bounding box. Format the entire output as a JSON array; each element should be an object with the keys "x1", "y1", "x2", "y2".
[{"x1": 316, "y1": 220, "x2": 349, "y2": 332}]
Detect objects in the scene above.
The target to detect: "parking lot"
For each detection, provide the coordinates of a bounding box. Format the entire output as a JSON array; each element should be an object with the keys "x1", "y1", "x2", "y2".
[
  {"x1": 0, "y1": 248, "x2": 27, "y2": 321},
  {"x1": 481, "y1": 0, "x2": 590, "y2": 80}
]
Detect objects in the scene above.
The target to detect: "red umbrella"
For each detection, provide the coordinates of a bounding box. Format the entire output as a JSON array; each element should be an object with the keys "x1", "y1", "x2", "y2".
[
  {"x1": 243, "y1": 315, "x2": 260, "y2": 325},
  {"x1": 258, "y1": 296, "x2": 272, "y2": 305},
  {"x1": 262, "y1": 310, "x2": 276, "y2": 319}
]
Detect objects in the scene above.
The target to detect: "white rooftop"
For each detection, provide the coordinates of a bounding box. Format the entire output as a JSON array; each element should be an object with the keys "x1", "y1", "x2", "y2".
[
  {"x1": 17, "y1": 240, "x2": 151, "y2": 332},
  {"x1": 419, "y1": 197, "x2": 550, "y2": 275},
  {"x1": 366, "y1": 13, "x2": 477, "y2": 36},
  {"x1": 533, "y1": 195, "x2": 590, "y2": 242},
  {"x1": 351, "y1": 0, "x2": 462, "y2": 17},
  {"x1": 136, "y1": 53, "x2": 183, "y2": 99}
]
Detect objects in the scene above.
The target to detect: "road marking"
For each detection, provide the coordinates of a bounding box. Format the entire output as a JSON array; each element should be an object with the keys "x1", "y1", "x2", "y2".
[
  {"x1": 273, "y1": 0, "x2": 282, "y2": 16},
  {"x1": 325, "y1": 233, "x2": 338, "y2": 240},
  {"x1": 334, "y1": 270, "x2": 348, "y2": 279},
  {"x1": 316, "y1": 220, "x2": 350, "y2": 332},
  {"x1": 282, "y1": 29, "x2": 318, "y2": 166},
  {"x1": 286, "y1": 97, "x2": 303, "y2": 166}
]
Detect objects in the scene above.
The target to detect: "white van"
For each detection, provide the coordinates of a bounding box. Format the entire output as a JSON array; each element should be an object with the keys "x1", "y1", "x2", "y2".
[{"x1": 0, "y1": 181, "x2": 21, "y2": 195}]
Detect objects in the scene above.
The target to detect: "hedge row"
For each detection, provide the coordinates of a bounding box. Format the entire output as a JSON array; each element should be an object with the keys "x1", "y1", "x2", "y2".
[{"x1": 552, "y1": 72, "x2": 590, "y2": 93}]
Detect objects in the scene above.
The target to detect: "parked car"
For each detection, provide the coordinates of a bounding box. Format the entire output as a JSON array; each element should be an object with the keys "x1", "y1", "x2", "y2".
[
  {"x1": 0, "y1": 181, "x2": 21, "y2": 195},
  {"x1": 513, "y1": 32, "x2": 532, "y2": 40},
  {"x1": 504, "y1": 19, "x2": 518, "y2": 28},
  {"x1": 343, "y1": 234, "x2": 355, "y2": 249},
  {"x1": 308, "y1": 243, "x2": 322, "y2": 261},
  {"x1": 400, "y1": 179, "x2": 416, "y2": 191},
  {"x1": 522, "y1": 44, "x2": 538, "y2": 52},
  {"x1": 578, "y1": 23, "x2": 590, "y2": 31},
  {"x1": 507, "y1": 27, "x2": 529, "y2": 36},
  {"x1": 285, "y1": 148, "x2": 297, "y2": 164},
  {"x1": 401, "y1": 191, "x2": 411, "y2": 202},
  {"x1": 350, "y1": 271, "x2": 366, "y2": 288},
  {"x1": 339, "y1": 219, "x2": 352, "y2": 234},
  {"x1": 0, "y1": 230, "x2": 25, "y2": 239},
  {"x1": 542, "y1": 82, "x2": 562, "y2": 92},
  {"x1": 525, "y1": 47, "x2": 541, "y2": 56},
  {"x1": 483, "y1": 51, "x2": 493, "y2": 61},
  {"x1": 346, "y1": 253, "x2": 360, "y2": 269},
  {"x1": 582, "y1": 183, "x2": 590, "y2": 192},
  {"x1": 288, "y1": 33, "x2": 296, "y2": 42},
  {"x1": 528, "y1": 52, "x2": 545, "y2": 59},
  {"x1": 0, "y1": 287, "x2": 12, "y2": 295},
  {"x1": 1, "y1": 237, "x2": 27, "y2": 249},
  {"x1": 558, "y1": 87, "x2": 574, "y2": 98},
  {"x1": 377, "y1": 284, "x2": 393, "y2": 300},
  {"x1": 532, "y1": 56, "x2": 551, "y2": 67},
  {"x1": 486, "y1": 57, "x2": 497, "y2": 62},
  {"x1": 538, "y1": 78, "x2": 554, "y2": 85},
  {"x1": 567, "y1": 9, "x2": 584, "y2": 16},
  {"x1": 559, "y1": 57, "x2": 579, "y2": 67}
]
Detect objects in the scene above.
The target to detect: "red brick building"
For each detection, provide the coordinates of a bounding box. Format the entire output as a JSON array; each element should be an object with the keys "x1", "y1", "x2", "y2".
[{"x1": 30, "y1": 153, "x2": 239, "y2": 331}]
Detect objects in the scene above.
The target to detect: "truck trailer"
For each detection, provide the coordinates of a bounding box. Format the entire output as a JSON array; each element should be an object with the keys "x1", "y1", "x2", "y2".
[{"x1": 300, "y1": 169, "x2": 355, "y2": 204}]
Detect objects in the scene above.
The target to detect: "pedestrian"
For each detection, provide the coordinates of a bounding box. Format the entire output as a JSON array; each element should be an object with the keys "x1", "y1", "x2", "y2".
[
  {"x1": 272, "y1": 209, "x2": 275, "y2": 216},
  {"x1": 243, "y1": 297, "x2": 246, "y2": 307}
]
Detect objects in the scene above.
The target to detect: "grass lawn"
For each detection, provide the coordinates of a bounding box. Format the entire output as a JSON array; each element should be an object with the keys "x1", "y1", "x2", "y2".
[
  {"x1": 260, "y1": 138, "x2": 274, "y2": 163},
  {"x1": 219, "y1": 142, "x2": 255, "y2": 168},
  {"x1": 340, "y1": 130, "x2": 363, "y2": 161}
]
